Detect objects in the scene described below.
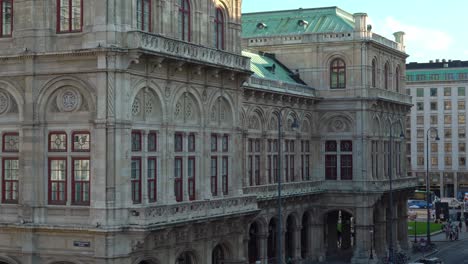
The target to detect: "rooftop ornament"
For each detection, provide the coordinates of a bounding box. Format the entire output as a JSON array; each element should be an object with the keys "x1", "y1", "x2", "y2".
[
  {"x1": 297, "y1": 19, "x2": 309, "y2": 27},
  {"x1": 256, "y1": 22, "x2": 267, "y2": 29}
]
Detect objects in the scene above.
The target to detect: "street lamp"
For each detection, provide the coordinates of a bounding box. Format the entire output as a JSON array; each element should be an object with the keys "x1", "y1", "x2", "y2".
[
  {"x1": 277, "y1": 107, "x2": 299, "y2": 264},
  {"x1": 388, "y1": 121, "x2": 405, "y2": 264},
  {"x1": 426, "y1": 127, "x2": 440, "y2": 245}
]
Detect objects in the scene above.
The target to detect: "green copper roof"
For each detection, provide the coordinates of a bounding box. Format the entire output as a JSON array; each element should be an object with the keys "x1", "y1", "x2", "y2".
[
  {"x1": 242, "y1": 51, "x2": 300, "y2": 84},
  {"x1": 241, "y1": 7, "x2": 355, "y2": 38}
]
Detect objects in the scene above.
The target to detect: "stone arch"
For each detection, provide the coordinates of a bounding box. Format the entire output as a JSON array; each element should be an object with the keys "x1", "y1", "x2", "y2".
[
  {"x1": 372, "y1": 114, "x2": 381, "y2": 136},
  {"x1": 172, "y1": 90, "x2": 202, "y2": 125},
  {"x1": 247, "y1": 107, "x2": 265, "y2": 131},
  {"x1": 323, "y1": 209, "x2": 355, "y2": 262},
  {"x1": 37, "y1": 76, "x2": 96, "y2": 122},
  {"x1": 301, "y1": 117, "x2": 311, "y2": 133},
  {"x1": 175, "y1": 249, "x2": 199, "y2": 264},
  {"x1": 211, "y1": 242, "x2": 232, "y2": 264},
  {"x1": 0, "y1": 255, "x2": 20, "y2": 264},
  {"x1": 213, "y1": 0, "x2": 232, "y2": 20},
  {"x1": 248, "y1": 219, "x2": 264, "y2": 263},
  {"x1": 285, "y1": 213, "x2": 299, "y2": 260},
  {"x1": 267, "y1": 217, "x2": 279, "y2": 261},
  {"x1": 0, "y1": 80, "x2": 24, "y2": 122},
  {"x1": 239, "y1": 108, "x2": 246, "y2": 129},
  {"x1": 132, "y1": 256, "x2": 161, "y2": 264},
  {"x1": 301, "y1": 210, "x2": 313, "y2": 258},
  {"x1": 208, "y1": 93, "x2": 235, "y2": 128},
  {"x1": 319, "y1": 113, "x2": 354, "y2": 134},
  {"x1": 131, "y1": 87, "x2": 164, "y2": 123}
]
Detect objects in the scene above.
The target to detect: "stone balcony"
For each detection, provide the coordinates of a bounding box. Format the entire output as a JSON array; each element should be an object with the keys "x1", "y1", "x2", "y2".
[
  {"x1": 126, "y1": 31, "x2": 251, "y2": 72},
  {"x1": 316, "y1": 87, "x2": 412, "y2": 105},
  {"x1": 243, "y1": 176, "x2": 418, "y2": 200},
  {"x1": 128, "y1": 195, "x2": 259, "y2": 228},
  {"x1": 246, "y1": 76, "x2": 317, "y2": 97}
]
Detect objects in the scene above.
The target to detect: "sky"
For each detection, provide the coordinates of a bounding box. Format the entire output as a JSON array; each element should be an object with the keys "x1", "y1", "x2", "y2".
[{"x1": 242, "y1": 0, "x2": 468, "y2": 63}]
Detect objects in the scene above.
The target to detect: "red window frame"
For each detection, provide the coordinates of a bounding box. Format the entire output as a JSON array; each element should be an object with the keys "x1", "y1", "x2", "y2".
[
  {"x1": 285, "y1": 154, "x2": 289, "y2": 182},
  {"x1": 174, "y1": 157, "x2": 183, "y2": 202},
  {"x1": 273, "y1": 155, "x2": 278, "y2": 183},
  {"x1": 148, "y1": 131, "x2": 157, "y2": 152},
  {"x1": 48, "y1": 157, "x2": 67, "y2": 205},
  {"x1": 178, "y1": 0, "x2": 191, "y2": 41},
  {"x1": 48, "y1": 131, "x2": 67, "y2": 152},
  {"x1": 2, "y1": 132, "x2": 19, "y2": 152},
  {"x1": 222, "y1": 156, "x2": 228, "y2": 195},
  {"x1": 254, "y1": 155, "x2": 260, "y2": 185},
  {"x1": 330, "y1": 58, "x2": 346, "y2": 89},
  {"x1": 290, "y1": 155, "x2": 295, "y2": 181},
  {"x1": 131, "y1": 130, "x2": 142, "y2": 152},
  {"x1": 56, "y1": 0, "x2": 83, "y2": 33},
  {"x1": 71, "y1": 131, "x2": 90, "y2": 152},
  {"x1": 214, "y1": 7, "x2": 224, "y2": 50},
  {"x1": 175, "y1": 132, "x2": 183, "y2": 152},
  {"x1": 211, "y1": 134, "x2": 217, "y2": 152},
  {"x1": 248, "y1": 156, "x2": 253, "y2": 186},
  {"x1": 222, "y1": 135, "x2": 229, "y2": 152},
  {"x1": 71, "y1": 157, "x2": 90, "y2": 205},
  {"x1": 0, "y1": 0, "x2": 13, "y2": 37},
  {"x1": 2, "y1": 157, "x2": 18, "y2": 203},
  {"x1": 131, "y1": 157, "x2": 142, "y2": 204},
  {"x1": 188, "y1": 133, "x2": 195, "y2": 152},
  {"x1": 137, "y1": 0, "x2": 151, "y2": 31},
  {"x1": 147, "y1": 157, "x2": 157, "y2": 202},
  {"x1": 211, "y1": 156, "x2": 217, "y2": 196},
  {"x1": 267, "y1": 155, "x2": 272, "y2": 183},
  {"x1": 188, "y1": 156, "x2": 195, "y2": 200},
  {"x1": 325, "y1": 155, "x2": 337, "y2": 180},
  {"x1": 340, "y1": 154, "x2": 353, "y2": 180}
]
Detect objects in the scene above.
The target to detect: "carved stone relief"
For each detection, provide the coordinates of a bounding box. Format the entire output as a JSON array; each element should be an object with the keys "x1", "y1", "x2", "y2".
[{"x1": 0, "y1": 90, "x2": 10, "y2": 115}]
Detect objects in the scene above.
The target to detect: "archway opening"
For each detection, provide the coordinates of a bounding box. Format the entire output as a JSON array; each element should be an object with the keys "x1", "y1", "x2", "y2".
[
  {"x1": 301, "y1": 213, "x2": 310, "y2": 258},
  {"x1": 175, "y1": 251, "x2": 195, "y2": 264},
  {"x1": 212, "y1": 244, "x2": 225, "y2": 264},
  {"x1": 248, "y1": 222, "x2": 260, "y2": 263},
  {"x1": 324, "y1": 210, "x2": 355, "y2": 262},
  {"x1": 285, "y1": 214, "x2": 296, "y2": 260},
  {"x1": 267, "y1": 218, "x2": 278, "y2": 262}
]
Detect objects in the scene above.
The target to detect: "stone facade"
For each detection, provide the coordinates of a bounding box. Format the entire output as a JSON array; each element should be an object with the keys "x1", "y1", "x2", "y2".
[{"x1": 0, "y1": 1, "x2": 415, "y2": 264}]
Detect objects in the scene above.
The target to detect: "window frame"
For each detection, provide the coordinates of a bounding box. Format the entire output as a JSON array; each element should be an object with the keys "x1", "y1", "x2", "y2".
[
  {"x1": 222, "y1": 156, "x2": 228, "y2": 195},
  {"x1": 2, "y1": 132, "x2": 19, "y2": 152},
  {"x1": 330, "y1": 58, "x2": 346, "y2": 89},
  {"x1": 0, "y1": 0, "x2": 13, "y2": 37},
  {"x1": 2, "y1": 157, "x2": 18, "y2": 203},
  {"x1": 187, "y1": 156, "x2": 195, "y2": 201},
  {"x1": 71, "y1": 131, "x2": 90, "y2": 152},
  {"x1": 48, "y1": 157, "x2": 68, "y2": 205},
  {"x1": 371, "y1": 58, "x2": 377, "y2": 88},
  {"x1": 147, "y1": 131, "x2": 157, "y2": 152},
  {"x1": 384, "y1": 62, "x2": 389, "y2": 90},
  {"x1": 147, "y1": 156, "x2": 157, "y2": 202},
  {"x1": 174, "y1": 156, "x2": 183, "y2": 202},
  {"x1": 56, "y1": 0, "x2": 83, "y2": 33},
  {"x1": 178, "y1": 0, "x2": 191, "y2": 41},
  {"x1": 214, "y1": 7, "x2": 225, "y2": 50},
  {"x1": 71, "y1": 157, "x2": 90, "y2": 205},
  {"x1": 211, "y1": 156, "x2": 218, "y2": 196},
  {"x1": 131, "y1": 130, "x2": 142, "y2": 152},
  {"x1": 136, "y1": 0, "x2": 152, "y2": 32},
  {"x1": 131, "y1": 157, "x2": 142, "y2": 204}
]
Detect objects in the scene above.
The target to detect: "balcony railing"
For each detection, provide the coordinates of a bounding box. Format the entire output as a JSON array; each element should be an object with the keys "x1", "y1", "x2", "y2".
[
  {"x1": 126, "y1": 31, "x2": 251, "y2": 72},
  {"x1": 131, "y1": 195, "x2": 258, "y2": 227},
  {"x1": 316, "y1": 87, "x2": 412, "y2": 105},
  {"x1": 243, "y1": 180, "x2": 324, "y2": 200},
  {"x1": 246, "y1": 77, "x2": 317, "y2": 97}
]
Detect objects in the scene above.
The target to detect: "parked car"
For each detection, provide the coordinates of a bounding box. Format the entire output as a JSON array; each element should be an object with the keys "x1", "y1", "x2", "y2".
[
  {"x1": 408, "y1": 200, "x2": 432, "y2": 209},
  {"x1": 417, "y1": 257, "x2": 444, "y2": 264}
]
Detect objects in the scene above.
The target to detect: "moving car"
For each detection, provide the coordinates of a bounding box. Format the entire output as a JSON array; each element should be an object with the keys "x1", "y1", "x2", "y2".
[{"x1": 417, "y1": 257, "x2": 444, "y2": 264}]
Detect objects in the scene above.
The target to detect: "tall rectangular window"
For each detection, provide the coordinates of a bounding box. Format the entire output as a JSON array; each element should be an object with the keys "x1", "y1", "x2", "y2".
[
  {"x1": 301, "y1": 140, "x2": 310, "y2": 180},
  {"x1": 175, "y1": 133, "x2": 183, "y2": 152},
  {"x1": 214, "y1": 7, "x2": 224, "y2": 49},
  {"x1": 211, "y1": 157, "x2": 217, "y2": 196},
  {"x1": 247, "y1": 138, "x2": 260, "y2": 186},
  {"x1": 178, "y1": 0, "x2": 191, "y2": 41},
  {"x1": 188, "y1": 133, "x2": 195, "y2": 152},
  {"x1": 324, "y1": 140, "x2": 352, "y2": 180},
  {"x1": 72, "y1": 158, "x2": 90, "y2": 205},
  {"x1": 188, "y1": 157, "x2": 195, "y2": 200},
  {"x1": 136, "y1": 0, "x2": 151, "y2": 31},
  {"x1": 222, "y1": 156, "x2": 228, "y2": 195},
  {"x1": 211, "y1": 134, "x2": 218, "y2": 152},
  {"x1": 147, "y1": 157, "x2": 157, "y2": 202},
  {"x1": 0, "y1": 0, "x2": 12, "y2": 37},
  {"x1": 222, "y1": 135, "x2": 229, "y2": 152},
  {"x1": 2, "y1": 158, "x2": 18, "y2": 203},
  {"x1": 57, "y1": 0, "x2": 83, "y2": 33},
  {"x1": 131, "y1": 157, "x2": 141, "y2": 204},
  {"x1": 48, "y1": 158, "x2": 67, "y2": 204},
  {"x1": 174, "y1": 157, "x2": 183, "y2": 202},
  {"x1": 325, "y1": 155, "x2": 337, "y2": 180},
  {"x1": 416, "y1": 88, "x2": 424, "y2": 97},
  {"x1": 459, "y1": 87, "x2": 466, "y2": 96},
  {"x1": 131, "y1": 130, "x2": 142, "y2": 152},
  {"x1": 148, "y1": 131, "x2": 157, "y2": 152},
  {"x1": 430, "y1": 88, "x2": 437, "y2": 97}
]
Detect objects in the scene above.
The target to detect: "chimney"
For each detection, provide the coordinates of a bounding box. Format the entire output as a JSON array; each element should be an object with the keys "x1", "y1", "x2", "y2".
[
  {"x1": 393, "y1": 31, "x2": 405, "y2": 46},
  {"x1": 353, "y1": 13, "x2": 368, "y2": 32}
]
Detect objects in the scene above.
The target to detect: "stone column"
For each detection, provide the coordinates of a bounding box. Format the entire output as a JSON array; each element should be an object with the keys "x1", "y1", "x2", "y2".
[
  {"x1": 293, "y1": 226, "x2": 302, "y2": 260},
  {"x1": 309, "y1": 223, "x2": 325, "y2": 262},
  {"x1": 351, "y1": 207, "x2": 377, "y2": 264},
  {"x1": 455, "y1": 172, "x2": 459, "y2": 198},
  {"x1": 374, "y1": 206, "x2": 386, "y2": 258},
  {"x1": 258, "y1": 233, "x2": 268, "y2": 264},
  {"x1": 397, "y1": 196, "x2": 409, "y2": 250}
]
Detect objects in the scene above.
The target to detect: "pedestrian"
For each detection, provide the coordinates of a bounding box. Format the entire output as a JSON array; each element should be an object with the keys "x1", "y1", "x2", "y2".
[
  {"x1": 465, "y1": 219, "x2": 468, "y2": 232},
  {"x1": 444, "y1": 222, "x2": 450, "y2": 240}
]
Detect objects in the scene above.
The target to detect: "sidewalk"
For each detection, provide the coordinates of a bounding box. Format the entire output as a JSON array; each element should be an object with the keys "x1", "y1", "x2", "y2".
[{"x1": 407, "y1": 221, "x2": 468, "y2": 262}]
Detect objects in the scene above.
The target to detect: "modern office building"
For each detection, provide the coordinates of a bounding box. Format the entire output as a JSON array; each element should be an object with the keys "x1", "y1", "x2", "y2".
[
  {"x1": 0, "y1": 1, "x2": 414, "y2": 263},
  {"x1": 406, "y1": 60, "x2": 468, "y2": 199}
]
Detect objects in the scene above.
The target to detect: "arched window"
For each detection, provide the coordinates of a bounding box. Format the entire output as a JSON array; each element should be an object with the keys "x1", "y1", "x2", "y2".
[
  {"x1": 395, "y1": 66, "x2": 400, "y2": 92},
  {"x1": 137, "y1": 0, "x2": 151, "y2": 31},
  {"x1": 372, "y1": 58, "x2": 377, "y2": 88},
  {"x1": 384, "y1": 62, "x2": 389, "y2": 90},
  {"x1": 212, "y1": 245, "x2": 225, "y2": 264},
  {"x1": 178, "y1": 0, "x2": 191, "y2": 41},
  {"x1": 330, "y1": 58, "x2": 346, "y2": 89},
  {"x1": 214, "y1": 8, "x2": 224, "y2": 50}
]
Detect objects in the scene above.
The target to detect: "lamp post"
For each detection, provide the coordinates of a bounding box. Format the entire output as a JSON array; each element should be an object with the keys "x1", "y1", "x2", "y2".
[
  {"x1": 388, "y1": 121, "x2": 405, "y2": 264},
  {"x1": 277, "y1": 107, "x2": 299, "y2": 264},
  {"x1": 426, "y1": 127, "x2": 440, "y2": 245}
]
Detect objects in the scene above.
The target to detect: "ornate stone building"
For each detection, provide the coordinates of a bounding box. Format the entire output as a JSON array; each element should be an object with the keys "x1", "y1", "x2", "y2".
[{"x1": 0, "y1": 1, "x2": 414, "y2": 264}]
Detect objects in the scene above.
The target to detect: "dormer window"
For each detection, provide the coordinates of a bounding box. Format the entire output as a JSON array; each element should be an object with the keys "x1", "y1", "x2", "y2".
[
  {"x1": 297, "y1": 19, "x2": 308, "y2": 27},
  {"x1": 256, "y1": 22, "x2": 267, "y2": 29},
  {"x1": 265, "y1": 64, "x2": 276, "y2": 74}
]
